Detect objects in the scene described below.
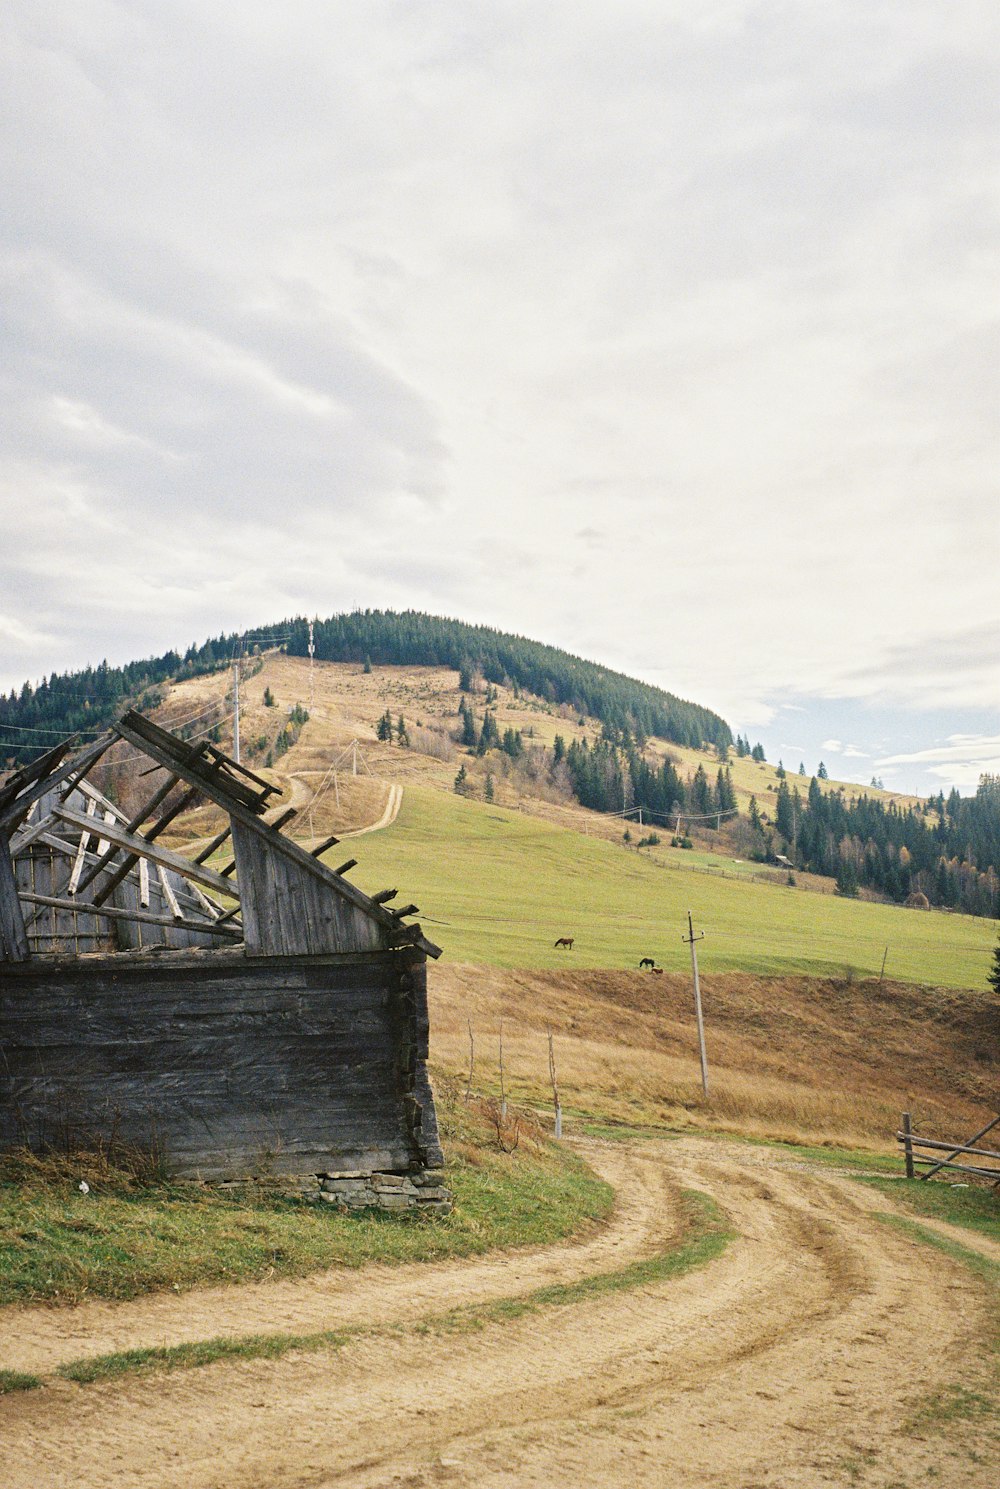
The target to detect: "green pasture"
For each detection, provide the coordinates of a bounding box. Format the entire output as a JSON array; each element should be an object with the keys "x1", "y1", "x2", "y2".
[{"x1": 345, "y1": 787, "x2": 997, "y2": 989}]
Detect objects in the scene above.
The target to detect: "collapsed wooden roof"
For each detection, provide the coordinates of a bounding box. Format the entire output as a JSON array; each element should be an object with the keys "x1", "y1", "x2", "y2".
[{"x1": 0, "y1": 710, "x2": 440, "y2": 964}]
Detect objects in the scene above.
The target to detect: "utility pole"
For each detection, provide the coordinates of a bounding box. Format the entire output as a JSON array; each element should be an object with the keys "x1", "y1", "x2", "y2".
[
  {"x1": 232, "y1": 653, "x2": 241, "y2": 764},
  {"x1": 308, "y1": 618, "x2": 315, "y2": 716},
  {"x1": 682, "y1": 910, "x2": 709, "y2": 1098}
]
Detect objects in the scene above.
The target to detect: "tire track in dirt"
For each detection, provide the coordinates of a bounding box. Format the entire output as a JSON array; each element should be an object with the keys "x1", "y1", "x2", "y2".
[{"x1": 2, "y1": 1137, "x2": 996, "y2": 1489}]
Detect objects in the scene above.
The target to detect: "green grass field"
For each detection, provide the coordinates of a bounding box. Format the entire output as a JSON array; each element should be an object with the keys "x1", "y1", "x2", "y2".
[
  {"x1": 346, "y1": 786, "x2": 996, "y2": 988},
  {"x1": 0, "y1": 1095, "x2": 612, "y2": 1307}
]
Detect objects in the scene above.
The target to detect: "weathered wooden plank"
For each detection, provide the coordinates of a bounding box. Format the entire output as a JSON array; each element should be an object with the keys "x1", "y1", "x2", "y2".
[
  {"x1": 115, "y1": 715, "x2": 429, "y2": 939},
  {"x1": 0, "y1": 831, "x2": 30, "y2": 962},
  {"x1": 117, "y1": 712, "x2": 279, "y2": 810},
  {"x1": 51, "y1": 805, "x2": 238, "y2": 901},
  {"x1": 15, "y1": 892, "x2": 242, "y2": 939},
  {"x1": 193, "y1": 825, "x2": 232, "y2": 864},
  {"x1": 9, "y1": 813, "x2": 60, "y2": 855},
  {"x1": 310, "y1": 834, "x2": 340, "y2": 857},
  {"x1": 73, "y1": 773, "x2": 181, "y2": 896},
  {"x1": 0, "y1": 948, "x2": 434, "y2": 1178},
  {"x1": 0, "y1": 734, "x2": 115, "y2": 834},
  {"x1": 88, "y1": 786, "x2": 201, "y2": 907}
]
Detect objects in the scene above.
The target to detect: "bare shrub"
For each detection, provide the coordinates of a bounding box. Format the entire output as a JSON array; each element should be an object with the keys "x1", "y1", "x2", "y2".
[{"x1": 409, "y1": 725, "x2": 455, "y2": 762}]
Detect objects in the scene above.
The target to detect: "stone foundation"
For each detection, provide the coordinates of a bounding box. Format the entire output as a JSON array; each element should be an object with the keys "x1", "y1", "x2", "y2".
[{"x1": 290, "y1": 1168, "x2": 452, "y2": 1214}]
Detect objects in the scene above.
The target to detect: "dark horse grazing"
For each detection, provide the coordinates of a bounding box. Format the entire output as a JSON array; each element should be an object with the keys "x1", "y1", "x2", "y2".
[
  {"x1": 554, "y1": 937, "x2": 574, "y2": 949},
  {"x1": 639, "y1": 957, "x2": 655, "y2": 969}
]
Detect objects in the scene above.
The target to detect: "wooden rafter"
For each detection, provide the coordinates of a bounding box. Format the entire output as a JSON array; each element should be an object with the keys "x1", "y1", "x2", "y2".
[{"x1": 51, "y1": 805, "x2": 239, "y2": 903}]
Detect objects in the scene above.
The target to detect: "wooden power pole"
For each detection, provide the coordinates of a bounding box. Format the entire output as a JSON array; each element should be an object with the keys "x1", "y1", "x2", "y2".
[{"x1": 683, "y1": 910, "x2": 709, "y2": 1098}]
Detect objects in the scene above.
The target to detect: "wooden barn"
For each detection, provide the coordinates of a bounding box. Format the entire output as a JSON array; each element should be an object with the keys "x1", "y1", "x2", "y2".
[{"x1": 0, "y1": 711, "x2": 445, "y2": 1200}]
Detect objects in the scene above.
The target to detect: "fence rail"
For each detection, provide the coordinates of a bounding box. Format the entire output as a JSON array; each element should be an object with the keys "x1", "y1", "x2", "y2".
[{"x1": 898, "y1": 1110, "x2": 1000, "y2": 1183}]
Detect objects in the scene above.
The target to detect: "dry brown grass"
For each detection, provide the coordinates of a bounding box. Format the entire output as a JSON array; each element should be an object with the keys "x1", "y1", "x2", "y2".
[{"x1": 429, "y1": 963, "x2": 1000, "y2": 1152}]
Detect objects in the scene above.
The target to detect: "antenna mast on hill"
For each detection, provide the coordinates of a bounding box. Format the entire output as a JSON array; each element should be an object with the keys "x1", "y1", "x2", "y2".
[
  {"x1": 232, "y1": 651, "x2": 241, "y2": 764},
  {"x1": 308, "y1": 618, "x2": 315, "y2": 716}
]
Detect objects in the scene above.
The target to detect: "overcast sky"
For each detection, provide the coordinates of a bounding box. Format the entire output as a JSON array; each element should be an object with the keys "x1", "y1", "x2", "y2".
[{"x1": 2, "y1": 2, "x2": 998, "y2": 795}]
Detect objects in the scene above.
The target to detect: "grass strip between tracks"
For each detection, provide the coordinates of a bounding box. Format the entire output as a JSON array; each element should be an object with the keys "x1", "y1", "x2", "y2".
[{"x1": 54, "y1": 1189, "x2": 732, "y2": 1388}]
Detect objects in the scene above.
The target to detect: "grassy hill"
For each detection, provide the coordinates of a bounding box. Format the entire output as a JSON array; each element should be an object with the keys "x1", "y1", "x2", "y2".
[
  {"x1": 131, "y1": 652, "x2": 997, "y2": 993},
  {"x1": 347, "y1": 783, "x2": 994, "y2": 988}
]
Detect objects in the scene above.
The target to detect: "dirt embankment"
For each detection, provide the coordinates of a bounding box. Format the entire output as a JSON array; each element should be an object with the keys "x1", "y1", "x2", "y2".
[{"x1": 428, "y1": 964, "x2": 1000, "y2": 1146}]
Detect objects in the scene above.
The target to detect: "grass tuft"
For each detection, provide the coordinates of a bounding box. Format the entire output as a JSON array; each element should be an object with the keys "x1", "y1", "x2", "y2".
[{"x1": 0, "y1": 1368, "x2": 43, "y2": 1394}]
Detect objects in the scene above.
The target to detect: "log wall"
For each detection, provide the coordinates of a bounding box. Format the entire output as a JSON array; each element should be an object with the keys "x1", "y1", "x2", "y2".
[{"x1": 0, "y1": 947, "x2": 443, "y2": 1179}]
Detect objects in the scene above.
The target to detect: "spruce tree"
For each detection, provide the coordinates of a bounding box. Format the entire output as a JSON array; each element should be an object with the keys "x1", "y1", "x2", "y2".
[{"x1": 988, "y1": 936, "x2": 1000, "y2": 996}]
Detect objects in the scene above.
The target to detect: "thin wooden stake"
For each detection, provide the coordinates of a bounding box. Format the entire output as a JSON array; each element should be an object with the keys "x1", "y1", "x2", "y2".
[
  {"x1": 879, "y1": 946, "x2": 888, "y2": 983},
  {"x1": 465, "y1": 1019, "x2": 475, "y2": 1101},
  {"x1": 499, "y1": 1017, "x2": 507, "y2": 1121},
  {"x1": 548, "y1": 1028, "x2": 562, "y2": 1139}
]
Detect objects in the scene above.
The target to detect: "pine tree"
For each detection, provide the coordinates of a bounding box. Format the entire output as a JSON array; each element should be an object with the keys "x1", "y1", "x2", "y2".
[
  {"x1": 460, "y1": 701, "x2": 478, "y2": 747},
  {"x1": 454, "y1": 763, "x2": 468, "y2": 794},
  {"x1": 477, "y1": 709, "x2": 500, "y2": 755},
  {"x1": 817, "y1": 761, "x2": 829, "y2": 780},
  {"x1": 397, "y1": 715, "x2": 409, "y2": 747},
  {"x1": 376, "y1": 710, "x2": 393, "y2": 743},
  {"x1": 484, "y1": 772, "x2": 495, "y2": 802},
  {"x1": 988, "y1": 936, "x2": 1000, "y2": 996}
]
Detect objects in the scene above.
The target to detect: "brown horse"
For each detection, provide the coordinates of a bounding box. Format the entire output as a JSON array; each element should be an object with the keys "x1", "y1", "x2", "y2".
[{"x1": 554, "y1": 937, "x2": 574, "y2": 950}]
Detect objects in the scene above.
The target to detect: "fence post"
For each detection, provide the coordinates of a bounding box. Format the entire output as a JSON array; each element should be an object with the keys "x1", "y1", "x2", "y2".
[{"x1": 902, "y1": 1110, "x2": 914, "y2": 1180}]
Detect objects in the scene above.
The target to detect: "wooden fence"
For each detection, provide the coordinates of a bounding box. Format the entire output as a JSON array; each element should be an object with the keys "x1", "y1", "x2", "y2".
[{"x1": 898, "y1": 1111, "x2": 1000, "y2": 1184}]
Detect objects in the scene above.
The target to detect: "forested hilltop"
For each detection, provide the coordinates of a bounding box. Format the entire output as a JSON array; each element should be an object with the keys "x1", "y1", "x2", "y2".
[
  {"x1": 0, "y1": 610, "x2": 728, "y2": 765},
  {"x1": 0, "y1": 625, "x2": 290, "y2": 766},
  {"x1": 286, "y1": 611, "x2": 731, "y2": 751}
]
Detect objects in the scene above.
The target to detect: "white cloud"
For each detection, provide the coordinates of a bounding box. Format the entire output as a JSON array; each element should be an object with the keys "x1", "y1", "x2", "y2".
[
  {"x1": 0, "y1": 0, "x2": 997, "y2": 748},
  {"x1": 875, "y1": 734, "x2": 1000, "y2": 792},
  {"x1": 821, "y1": 739, "x2": 844, "y2": 753}
]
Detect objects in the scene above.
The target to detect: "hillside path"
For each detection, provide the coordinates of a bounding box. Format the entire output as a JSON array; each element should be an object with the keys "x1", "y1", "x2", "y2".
[{"x1": 3, "y1": 1136, "x2": 997, "y2": 1488}]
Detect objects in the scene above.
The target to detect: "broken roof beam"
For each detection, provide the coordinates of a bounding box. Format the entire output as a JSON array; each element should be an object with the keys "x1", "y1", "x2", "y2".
[
  {"x1": 10, "y1": 812, "x2": 62, "y2": 855},
  {"x1": 50, "y1": 805, "x2": 239, "y2": 903},
  {"x1": 115, "y1": 711, "x2": 441, "y2": 959},
  {"x1": 193, "y1": 824, "x2": 232, "y2": 865},
  {"x1": 118, "y1": 712, "x2": 279, "y2": 813},
  {"x1": 309, "y1": 834, "x2": 339, "y2": 858},
  {"x1": 74, "y1": 773, "x2": 184, "y2": 897},
  {"x1": 17, "y1": 891, "x2": 243, "y2": 939},
  {"x1": 88, "y1": 785, "x2": 202, "y2": 908},
  {"x1": 0, "y1": 734, "x2": 116, "y2": 836}
]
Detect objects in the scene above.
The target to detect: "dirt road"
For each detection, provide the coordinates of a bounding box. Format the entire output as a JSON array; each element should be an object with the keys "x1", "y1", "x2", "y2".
[{"x1": 3, "y1": 1137, "x2": 996, "y2": 1488}]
